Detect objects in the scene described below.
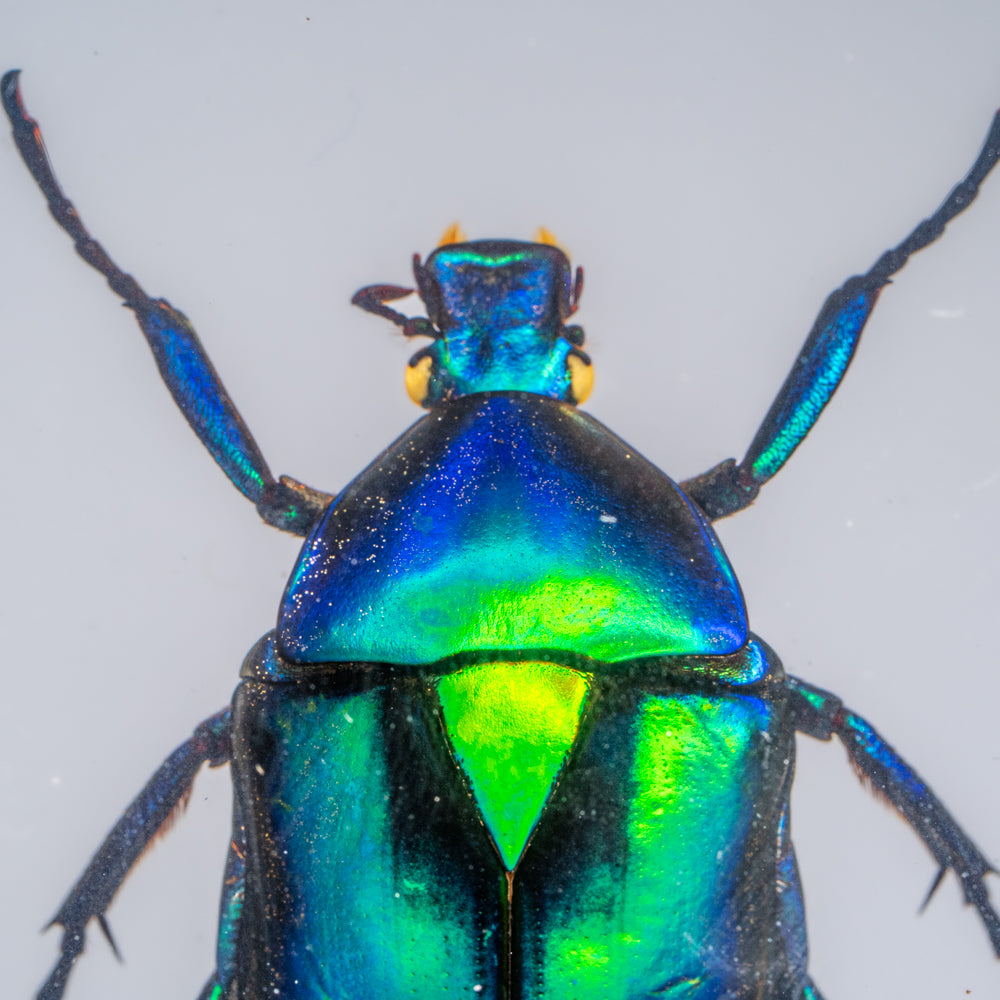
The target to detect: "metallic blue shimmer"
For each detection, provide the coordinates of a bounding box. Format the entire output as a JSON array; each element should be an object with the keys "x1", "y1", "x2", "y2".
[
  {"x1": 748, "y1": 290, "x2": 872, "y2": 482},
  {"x1": 278, "y1": 394, "x2": 747, "y2": 665},
  {"x1": 140, "y1": 308, "x2": 269, "y2": 501},
  {"x1": 840, "y1": 710, "x2": 929, "y2": 798},
  {"x1": 417, "y1": 242, "x2": 580, "y2": 403}
]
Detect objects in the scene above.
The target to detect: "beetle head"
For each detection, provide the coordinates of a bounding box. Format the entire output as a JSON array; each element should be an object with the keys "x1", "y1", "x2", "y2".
[{"x1": 353, "y1": 239, "x2": 592, "y2": 407}]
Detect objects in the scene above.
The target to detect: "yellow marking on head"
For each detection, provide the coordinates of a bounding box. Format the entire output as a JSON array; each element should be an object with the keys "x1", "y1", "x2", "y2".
[
  {"x1": 406, "y1": 355, "x2": 434, "y2": 406},
  {"x1": 567, "y1": 354, "x2": 593, "y2": 404},
  {"x1": 438, "y1": 222, "x2": 467, "y2": 246}
]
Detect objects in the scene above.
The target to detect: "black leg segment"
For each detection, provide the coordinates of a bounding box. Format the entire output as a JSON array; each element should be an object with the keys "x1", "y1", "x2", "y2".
[
  {"x1": 787, "y1": 676, "x2": 1000, "y2": 956},
  {"x1": 37, "y1": 709, "x2": 232, "y2": 1000},
  {"x1": 683, "y1": 110, "x2": 1000, "y2": 520},
  {"x1": 1, "y1": 71, "x2": 331, "y2": 535}
]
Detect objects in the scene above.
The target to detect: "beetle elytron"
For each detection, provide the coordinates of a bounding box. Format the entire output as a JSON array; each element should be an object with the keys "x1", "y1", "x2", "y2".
[{"x1": 5, "y1": 69, "x2": 999, "y2": 1000}]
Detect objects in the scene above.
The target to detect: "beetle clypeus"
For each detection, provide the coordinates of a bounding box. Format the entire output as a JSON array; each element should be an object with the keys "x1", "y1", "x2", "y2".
[{"x1": 5, "y1": 68, "x2": 1000, "y2": 1000}]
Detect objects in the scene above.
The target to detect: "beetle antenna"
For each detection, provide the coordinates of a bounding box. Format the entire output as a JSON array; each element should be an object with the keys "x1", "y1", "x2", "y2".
[{"x1": 351, "y1": 284, "x2": 438, "y2": 339}]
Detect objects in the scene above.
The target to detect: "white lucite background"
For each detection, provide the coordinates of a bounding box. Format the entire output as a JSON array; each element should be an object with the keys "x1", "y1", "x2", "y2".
[{"x1": 1, "y1": 3, "x2": 998, "y2": 998}]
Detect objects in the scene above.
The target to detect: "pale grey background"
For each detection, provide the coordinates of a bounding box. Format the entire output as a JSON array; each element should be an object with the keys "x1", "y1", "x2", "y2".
[{"x1": 1, "y1": 2, "x2": 998, "y2": 998}]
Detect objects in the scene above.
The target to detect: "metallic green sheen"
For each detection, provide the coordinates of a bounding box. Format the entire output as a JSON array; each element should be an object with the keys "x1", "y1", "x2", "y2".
[
  {"x1": 515, "y1": 678, "x2": 796, "y2": 999},
  {"x1": 279, "y1": 394, "x2": 746, "y2": 665},
  {"x1": 232, "y1": 679, "x2": 504, "y2": 998},
  {"x1": 418, "y1": 242, "x2": 578, "y2": 403},
  {"x1": 746, "y1": 290, "x2": 871, "y2": 485},
  {"x1": 232, "y1": 654, "x2": 796, "y2": 999},
  {"x1": 438, "y1": 662, "x2": 591, "y2": 870}
]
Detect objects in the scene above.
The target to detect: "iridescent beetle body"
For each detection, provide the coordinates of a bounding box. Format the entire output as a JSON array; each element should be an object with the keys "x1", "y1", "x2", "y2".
[
  {"x1": 4, "y1": 71, "x2": 999, "y2": 1000},
  {"x1": 239, "y1": 244, "x2": 774, "y2": 996}
]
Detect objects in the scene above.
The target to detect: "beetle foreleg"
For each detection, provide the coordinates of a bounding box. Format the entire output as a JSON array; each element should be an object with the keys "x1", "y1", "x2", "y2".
[
  {"x1": 683, "y1": 109, "x2": 1000, "y2": 520},
  {"x1": 1, "y1": 71, "x2": 332, "y2": 537},
  {"x1": 786, "y1": 676, "x2": 1000, "y2": 956},
  {"x1": 37, "y1": 709, "x2": 232, "y2": 1000}
]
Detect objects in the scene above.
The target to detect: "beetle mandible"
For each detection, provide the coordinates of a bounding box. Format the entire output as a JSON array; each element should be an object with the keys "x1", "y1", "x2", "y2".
[{"x1": 4, "y1": 69, "x2": 1000, "y2": 1000}]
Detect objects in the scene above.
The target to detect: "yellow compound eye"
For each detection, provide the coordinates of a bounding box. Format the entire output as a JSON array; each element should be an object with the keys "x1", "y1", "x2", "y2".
[
  {"x1": 567, "y1": 354, "x2": 593, "y2": 404},
  {"x1": 406, "y1": 355, "x2": 434, "y2": 406}
]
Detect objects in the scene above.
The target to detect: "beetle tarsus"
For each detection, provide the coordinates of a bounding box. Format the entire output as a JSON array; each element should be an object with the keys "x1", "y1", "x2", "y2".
[
  {"x1": 2, "y1": 70, "x2": 150, "y2": 311},
  {"x1": 788, "y1": 676, "x2": 1000, "y2": 956},
  {"x1": 3, "y1": 73, "x2": 329, "y2": 519},
  {"x1": 37, "y1": 710, "x2": 234, "y2": 1000},
  {"x1": 687, "y1": 109, "x2": 1000, "y2": 518}
]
